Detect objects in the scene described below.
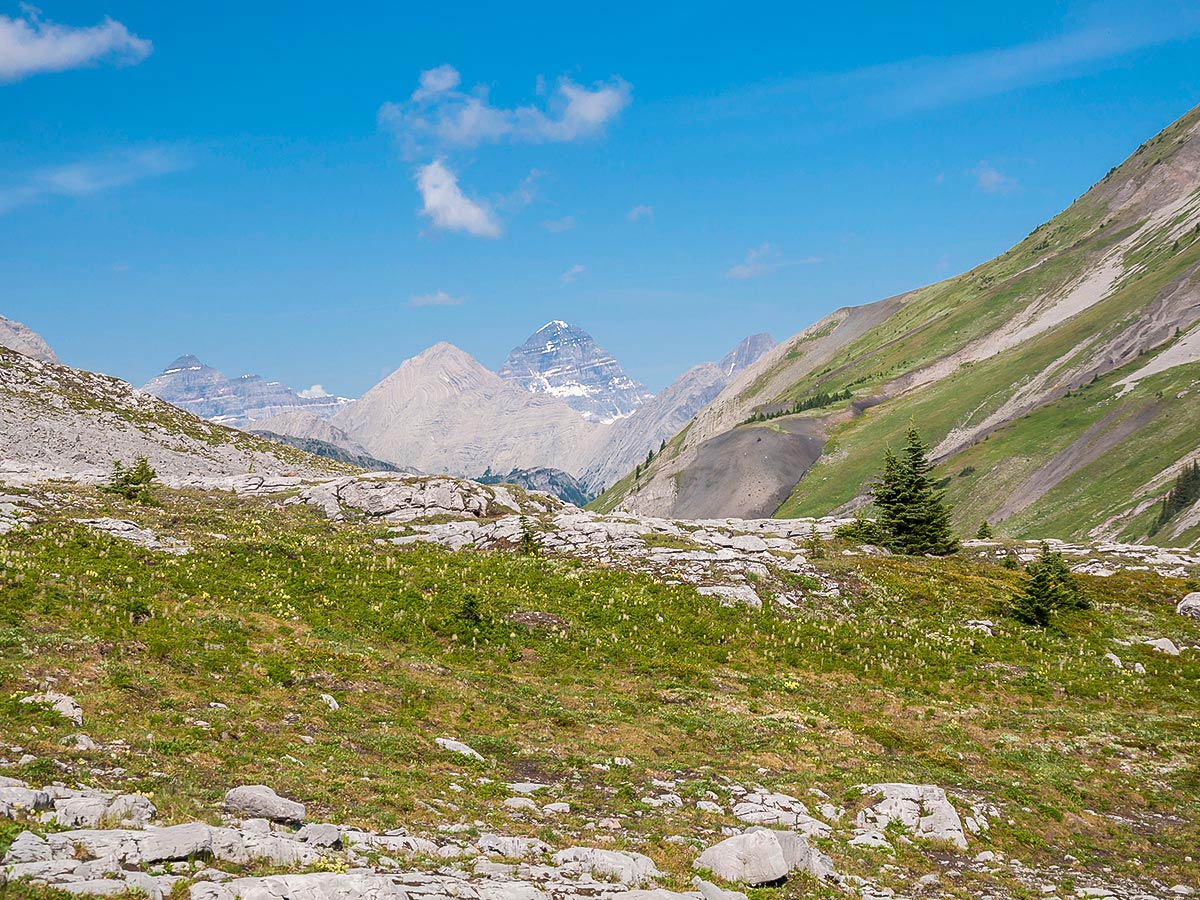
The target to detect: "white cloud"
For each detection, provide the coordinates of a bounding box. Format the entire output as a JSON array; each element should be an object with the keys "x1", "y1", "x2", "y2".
[
  {"x1": 409, "y1": 290, "x2": 464, "y2": 307},
  {"x1": 0, "y1": 8, "x2": 151, "y2": 83},
  {"x1": 560, "y1": 264, "x2": 586, "y2": 284},
  {"x1": 542, "y1": 215, "x2": 576, "y2": 233},
  {"x1": 697, "y1": 10, "x2": 1200, "y2": 127},
  {"x1": 726, "y1": 243, "x2": 819, "y2": 279},
  {"x1": 627, "y1": 204, "x2": 653, "y2": 222},
  {"x1": 298, "y1": 385, "x2": 332, "y2": 399},
  {"x1": 379, "y1": 67, "x2": 631, "y2": 153},
  {"x1": 727, "y1": 243, "x2": 782, "y2": 280},
  {"x1": 413, "y1": 63, "x2": 461, "y2": 99},
  {"x1": 414, "y1": 160, "x2": 501, "y2": 238},
  {"x1": 0, "y1": 146, "x2": 183, "y2": 214},
  {"x1": 974, "y1": 162, "x2": 1018, "y2": 194}
]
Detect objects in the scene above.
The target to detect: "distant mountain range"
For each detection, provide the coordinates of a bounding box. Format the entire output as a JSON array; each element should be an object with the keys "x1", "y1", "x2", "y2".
[
  {"x1": 142, "y1": 355, "x2": 351, "y2": 426},
  {"x1": 139, "y1": 323, "x2": 775, "y2": 499}
]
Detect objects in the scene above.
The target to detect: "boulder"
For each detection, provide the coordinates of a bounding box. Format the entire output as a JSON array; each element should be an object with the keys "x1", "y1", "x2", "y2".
[
  {"x1": 552, "y1": 847, "x2": 663, "y2": 885},
  {"x1": 1178, "y1": 592, "x2": 1200, "y2": 619},
  {"x1": 693, "y1": 829, "x2": 835, "y2": 886},
  {"x1": 1145, "y1": 637, "x2": 1181, "y2": 656},
  {"x1": 20, "y1": 691, "x2": 83, "y2": 725},
  {"x1": 434, "y1": 737, "x2": 484, "y2": 761},
  {"x1": 223, "y1": 786, "x2": 306, "y2": 825}
]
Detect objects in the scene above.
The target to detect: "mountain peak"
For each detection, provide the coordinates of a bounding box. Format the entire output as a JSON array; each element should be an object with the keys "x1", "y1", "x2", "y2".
[
  {"x1": 0, "y1": 314, "x2": 59, "y2": 365},
  {"x1": 719, "y1": 333, "x2": 777, "y2": 377},
  {"x1": 161, "y1": 354, "x2": 208, "y2": 374},
  {"x1": 499, "y1": 322, "x2": 653, "y2": 423}
]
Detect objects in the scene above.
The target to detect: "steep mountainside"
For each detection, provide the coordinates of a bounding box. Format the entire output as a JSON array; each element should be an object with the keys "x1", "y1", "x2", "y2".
[
  {"x1": 0, "y1": 314, "x2": 59, "y2": 364},
  {"x1": 498, "y1": 320, "x2": 653, "y2": 423},
  {"x1": 142, "y1": 355, "x2": 351, "y2": 426},
  {"x1": 579, "y1": 333, "x2": 776, "y2": 494},
  {"x1": 254, "y1": 409, "x2": 371, "y2": 457},
  {"x1": 0, "y1": 347, "x2": 344, "y2": 484},
  {"x1": 602, "y1": 104, "x2": 1200, "y2": 547},
  {"x1": 333, "y1": 343, "x2": 599, "y2": 477}
]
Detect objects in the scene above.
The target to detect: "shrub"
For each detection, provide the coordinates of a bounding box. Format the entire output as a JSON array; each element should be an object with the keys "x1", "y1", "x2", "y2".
[{"x1": 104, "y1": 455, "x2": 158, "y2": 504}]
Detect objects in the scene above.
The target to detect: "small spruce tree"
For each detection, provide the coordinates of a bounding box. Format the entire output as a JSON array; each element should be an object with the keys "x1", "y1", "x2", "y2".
[
  {"x1": 1011, "y1": 543, "x2": 1088, "y2": 627},
  {"x1": 871, "y1": 426, "x2": 958, "y2": 555},
  {"x1": 976, "y1": 521, "x2": 994, "y2": 539}
]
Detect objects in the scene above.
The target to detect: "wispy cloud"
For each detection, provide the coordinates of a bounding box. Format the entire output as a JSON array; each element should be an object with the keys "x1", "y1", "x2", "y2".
[
  {"x1": 727, "y1": 244, "x2": 781, "y2": 279},
  {"x1": 697, "y1": 11, "x2": 1200, "y2": 126},
  {"x1": 726, "y1": 243, "x2": 819, "y2": 279},
  {"x1": 0, "y1": 8, "x2": 151, "y2": 83},
  {"x1": 542, "y1": 215, "x2": 576, "y2": 233},
  {"x1": 560, "y1": 264, "x2": 586, "y2": 284},
  {"x1": 627, "y1": 204, "x2": 653, "y2": 222},
  {"x1": 380, "y1": 64, "x2": 631, "y2": 155},
  {"x1": 298, "y1": 385, "x2": 332, "y2": 399},
  {"x1": 974, "y1": 162, "x2": 1019, "y2": 194},
  {"x1": 414, "y1": 160, "x2": 501, "y2": 238},
  {"x1": 409, "y1": 289, "x2": 464, "y2": 307},
  {"x1": 0, "y1": 147, "x2": 184, "y2": 214}
]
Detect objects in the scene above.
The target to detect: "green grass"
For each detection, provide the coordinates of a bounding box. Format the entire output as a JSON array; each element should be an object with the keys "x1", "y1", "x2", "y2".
[{"x1": 1, "y1": 484, "x2": 1198, "y2": 893}]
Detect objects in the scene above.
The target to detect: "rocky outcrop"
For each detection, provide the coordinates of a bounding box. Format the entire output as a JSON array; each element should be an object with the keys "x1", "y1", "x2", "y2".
[
  {"x1": 856, "y1": 784, "x2": 970, "y2": 850},
  {"x1": 498, "y1": 321, "x2": 653, "y2": 424},
  {"x1": 295, "y1": 474, "x2": 552, "y2": 523},
  {"x1": 0, "y1": 348, "x2": 338, "y2": 487},
  {"x1": 1179, "y1": 592, "x2": 1200, "y2": 618},
  {"x1": 0, "y1": 313, "x2": 59, "y2": 364}
]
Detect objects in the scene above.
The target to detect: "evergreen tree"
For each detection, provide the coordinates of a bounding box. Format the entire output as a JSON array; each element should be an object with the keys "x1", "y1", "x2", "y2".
[
  {"x1": 1012, "y1": 543, "x2": 1089, "y2": 627},
  {"x1": 871, "y1": 426, "x2": 958, "y2": 555},
  {"x1": 976, "y1": 521, "x2": 993, "y2": 539},
  {"x1": 1150, "y1": 460, "x2": 1200, "y2": 535}
]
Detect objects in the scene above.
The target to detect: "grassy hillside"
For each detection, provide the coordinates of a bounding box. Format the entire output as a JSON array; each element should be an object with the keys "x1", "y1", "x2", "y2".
[
  {"x1": 2, "y1": 484, "x2": 1198, "y2": 897},
  {"x1": 599, "y1": 106, "x2": 1200, "y2": 544}
]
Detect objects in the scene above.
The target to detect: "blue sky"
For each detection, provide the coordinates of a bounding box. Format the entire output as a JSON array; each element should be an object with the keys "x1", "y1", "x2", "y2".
[{"x1": 3, "y1": 1, "x2": 1199, "y2": 395}]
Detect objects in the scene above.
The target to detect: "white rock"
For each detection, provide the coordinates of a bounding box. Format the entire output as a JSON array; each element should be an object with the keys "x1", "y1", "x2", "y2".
[
  {"x1": 20, "y1": 692, "x2": 83, "y2": 725},
  {"x1": 435, "y1": 737, "x2": 484, "y2": 762},
  {"x1": 318, "y1": 694, "x2": 340, "y2": 711},
  {"x1": 857, "y1": 784, "x2": 968, "y2": 850},
  {"x1": 1144, "y1": 638, "x2": 1180, "y2": 656},
  {"x1": 223, "y1": 786, "x2": 305, "y2": 824},
  {"x1": 552, "y1": 847, "x2": 663, "y2": 885},
  {"x1": 1177, "y1": 593, "x2": 1200, "y2": 619},
  {"x1": 694, "y1": 829, "x2": 836, "y2": 886}
]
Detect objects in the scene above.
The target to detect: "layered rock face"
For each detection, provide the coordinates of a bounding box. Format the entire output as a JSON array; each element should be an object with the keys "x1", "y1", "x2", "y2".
[
  {"x1": 0, "y1": 314, "x2": 59, "y2": 364},
  {"x1": 498, "y1": 321, "x2": 653, "y2": 423},
  {"x1": 142, "y1": 355, "x2": 350, "y2": 427}
]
